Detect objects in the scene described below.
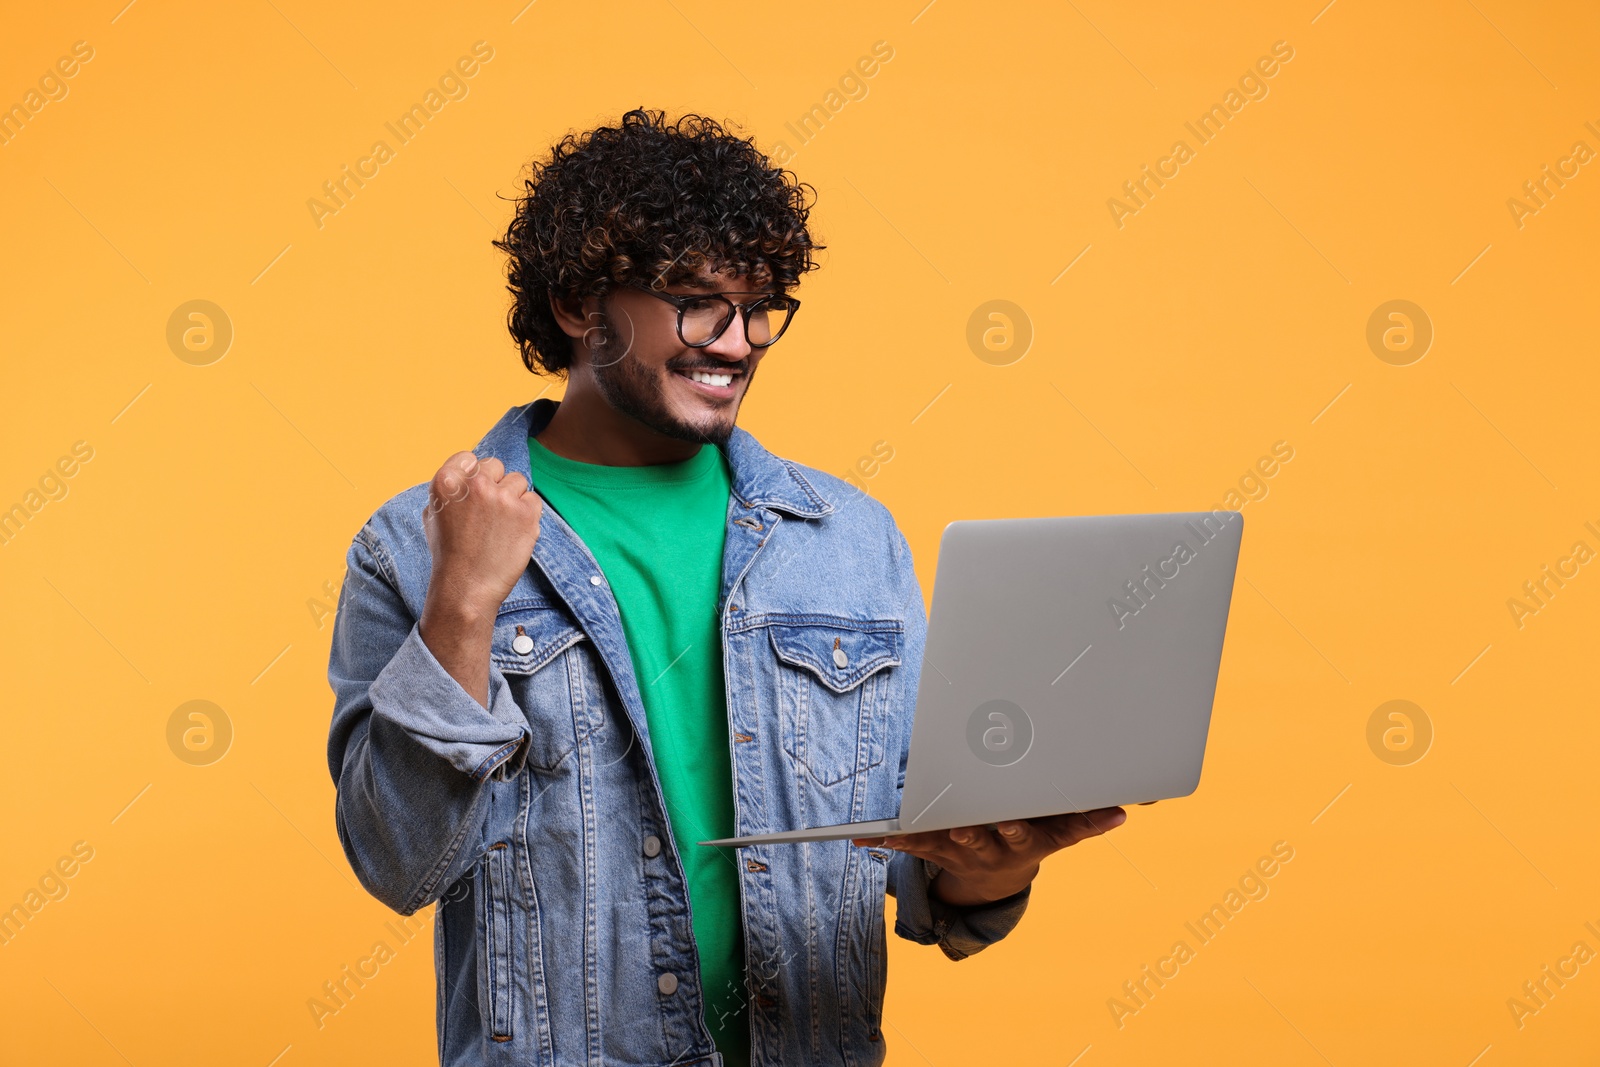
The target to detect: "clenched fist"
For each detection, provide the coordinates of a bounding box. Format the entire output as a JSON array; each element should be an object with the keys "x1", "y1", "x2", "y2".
[
  {"x1": 421, "y1": 452, "x2": 543, "y2": 621},
  {"x1": 417, "y1": 453, "x2": 541, "y2": 709}
]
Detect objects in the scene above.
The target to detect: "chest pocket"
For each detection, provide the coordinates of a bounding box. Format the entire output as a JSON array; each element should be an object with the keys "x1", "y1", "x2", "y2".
[
  {"x1": 765, "y1": 615, "x2": 903, "y2": 786},
  {"x1": 492, "y1": 597, "x2": 588, "y2": 773}
]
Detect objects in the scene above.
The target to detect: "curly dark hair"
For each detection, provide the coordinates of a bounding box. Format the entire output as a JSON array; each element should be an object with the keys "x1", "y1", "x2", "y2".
[{"x1": 493, "y1": 108, "x2": 823, "y2": 376}]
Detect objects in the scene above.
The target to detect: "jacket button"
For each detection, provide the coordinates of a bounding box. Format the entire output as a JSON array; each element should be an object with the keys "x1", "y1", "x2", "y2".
[
  {"x1": 511, "y1": 634, "x2": 534, "y2": 655},
  {"x1": 833, "y1": 646, "x2": 849, "y2": 668},
  {"x1": 658, "y1": 972, "x2": 679, "y2": 995},
  {"x1": 589, "y1": 575, "x2": 603, "y2": 586},
  {"x1": 643, "y1": 834, "x2": 661, "y2": 858}
]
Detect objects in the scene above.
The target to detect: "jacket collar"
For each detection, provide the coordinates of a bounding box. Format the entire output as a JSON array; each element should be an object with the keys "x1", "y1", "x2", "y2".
[{"x1": 473, "y1": 397, "x2": 836, "y2": 519}]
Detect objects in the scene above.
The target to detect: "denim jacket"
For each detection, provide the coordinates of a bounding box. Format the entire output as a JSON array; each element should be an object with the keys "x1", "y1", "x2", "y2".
[{"x1": 325, "y1": 399, "x2": 1030, "y2": 1066}]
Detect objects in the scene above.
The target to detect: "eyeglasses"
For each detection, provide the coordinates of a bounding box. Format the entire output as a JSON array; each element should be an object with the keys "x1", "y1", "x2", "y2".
[{"x1": 632, "y1": 286, "x2": 801, "y2": 348}]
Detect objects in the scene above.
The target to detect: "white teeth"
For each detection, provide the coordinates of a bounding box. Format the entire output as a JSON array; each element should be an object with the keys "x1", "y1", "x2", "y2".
[{"x1": 687, "y1": 370, "x2": 734, "y2": 387}]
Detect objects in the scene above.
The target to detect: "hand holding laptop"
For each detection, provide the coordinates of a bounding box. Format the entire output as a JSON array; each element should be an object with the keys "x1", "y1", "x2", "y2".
[
  {"x1": 851, "y1": 806, "x2": 1129, "y2": 906},
  {"x1": 701, "y1": 512, "x2": 1241, "y2": 849}
]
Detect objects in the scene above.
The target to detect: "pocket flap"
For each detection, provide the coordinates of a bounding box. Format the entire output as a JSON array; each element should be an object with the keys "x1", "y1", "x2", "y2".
[
  {"x1": 765, "y1": 616, "x2": 903, "y2": 694},
  {"x1": 492, "y1": 599, "x2": 584, "y2": 674}
]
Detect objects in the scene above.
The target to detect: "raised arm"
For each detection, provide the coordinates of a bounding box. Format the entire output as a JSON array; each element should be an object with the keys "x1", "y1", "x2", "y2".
[{"x1": 326, "y1": 453, "x2": 542, "y2": 914}]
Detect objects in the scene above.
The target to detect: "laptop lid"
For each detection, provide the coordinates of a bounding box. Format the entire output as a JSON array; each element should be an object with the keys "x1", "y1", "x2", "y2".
[{"x1": 892, "y1": 511, "x2": 1243, "y2": 836}]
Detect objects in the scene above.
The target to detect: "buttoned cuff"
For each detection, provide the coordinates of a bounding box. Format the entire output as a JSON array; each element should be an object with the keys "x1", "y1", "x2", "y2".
[
  {"x1": 367, "y1": 623, "x2": 531, "y2": 783},
  {"x1": 890, "y1": 854, "x2": 1032, "y2": 961}
]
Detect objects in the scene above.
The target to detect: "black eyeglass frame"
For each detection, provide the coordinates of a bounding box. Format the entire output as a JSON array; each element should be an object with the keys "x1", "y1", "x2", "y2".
[{"x1": 630, "y1": 285, "x2": 801, "y2": 348}]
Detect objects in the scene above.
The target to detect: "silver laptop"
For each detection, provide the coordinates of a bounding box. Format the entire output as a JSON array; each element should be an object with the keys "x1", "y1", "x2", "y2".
[{"x1": 700, "y1": 511, "x2": 1243, "y2": 847}]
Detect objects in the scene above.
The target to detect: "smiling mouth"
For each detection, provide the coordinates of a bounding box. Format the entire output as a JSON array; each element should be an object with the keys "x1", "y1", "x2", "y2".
[{"x1": 671, "y1": 365, "x2": 744, "y2": 390}]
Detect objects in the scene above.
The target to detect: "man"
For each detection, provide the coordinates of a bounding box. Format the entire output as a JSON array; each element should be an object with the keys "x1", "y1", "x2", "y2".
[{"x1": 326, "y1": 108, "x2": 1126, "y2": 1067}]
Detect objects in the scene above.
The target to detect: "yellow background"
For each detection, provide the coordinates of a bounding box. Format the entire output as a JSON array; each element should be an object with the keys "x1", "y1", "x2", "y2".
[{"x1": 2, "y1": 0, "x2": 1597, "y2": 1063}]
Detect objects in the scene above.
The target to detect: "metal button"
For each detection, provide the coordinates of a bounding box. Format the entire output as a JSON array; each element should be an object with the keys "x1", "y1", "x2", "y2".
[
  {"x1": 832, "y1": 638, "x2": 848, "y2": 669},
  {"x1": 589, "y1": 575, "x2": 603, "y2": 586},
  {"x1": 511, "y1": 633, "x2": 534, "y2": 655},
  {"x1": 658, "y1": 972, "x2": 679, "y2": 995},
  {"x1": 643, "y1": 834, "x2": 661, "y2": 858}
]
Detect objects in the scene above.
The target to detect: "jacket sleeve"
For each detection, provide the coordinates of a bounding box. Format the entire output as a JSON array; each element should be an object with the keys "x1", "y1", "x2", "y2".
[
  {"x1": 882, "y1": 525, "x2": 1031, "y2": 960},
  {"x1": 326, "y1": 524, "x2": 531, "y2": 915}
]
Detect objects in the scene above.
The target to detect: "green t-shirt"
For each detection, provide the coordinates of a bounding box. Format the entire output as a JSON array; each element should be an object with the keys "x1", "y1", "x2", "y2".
[{"x1": 526, "y1": 434, "x2": 749, "y2": 1067}]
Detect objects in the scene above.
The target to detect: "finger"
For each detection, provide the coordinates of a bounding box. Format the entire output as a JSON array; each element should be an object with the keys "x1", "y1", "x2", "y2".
[
  {"x1": 873, "y1": 831, "x2": 970, "y2": 869},
  {"x1": 1026, "y1": 811, "x2": 1098, "y2": 851},
  {"x1": 431, "y1": 452, "x2": 479, "y2": 508},
  {"x1": 944, "y1": 824, "x2": 1004, "y2": 863},
  {"x1": 1081, "y1": 806, "x2": 1128, "y2": 833},
  {"x1": 892, "y1": 844, "x2": 960, "y2": 867},
  {"x1": 894, "y1": 834, "x2": 977, "y2": 868},
  {"x1": 1047, "y1": 807, "x2": 1127, "y2": 847},
  {"x1": 430, "y1": 467, "x2": 467, "y2": 512},
  {"x1": 878, "y1": 830, "x2": 945, "y2": 852},
  {"x1": 446, "y1": 450, "x2": 483, "y2": 479},
  {"x1": 853, "y1": 833, "x2": 927, "y2": 849},
  {"x1": 993, "y1": 820, "x2": 1037, "y2": 854}
]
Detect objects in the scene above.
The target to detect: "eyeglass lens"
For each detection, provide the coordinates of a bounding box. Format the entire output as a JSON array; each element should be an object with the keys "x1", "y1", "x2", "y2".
[{"x1": 680, "y1": 296, "x2": 792, "y2": 346}]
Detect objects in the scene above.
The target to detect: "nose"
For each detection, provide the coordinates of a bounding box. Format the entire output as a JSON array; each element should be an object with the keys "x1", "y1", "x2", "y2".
[{"x1": 702, "y1": 307, "x2": 754, "y2": 361}]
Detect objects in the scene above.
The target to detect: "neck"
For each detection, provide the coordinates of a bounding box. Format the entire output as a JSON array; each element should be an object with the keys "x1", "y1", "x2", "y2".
[{"x1": 535, "y1": 377, "x2": 703, "y2": 466}]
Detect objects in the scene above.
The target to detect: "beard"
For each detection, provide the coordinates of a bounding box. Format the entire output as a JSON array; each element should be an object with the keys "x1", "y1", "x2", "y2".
[{"x1": 586, "y1": 301, "x2": 750, "y2": 447}]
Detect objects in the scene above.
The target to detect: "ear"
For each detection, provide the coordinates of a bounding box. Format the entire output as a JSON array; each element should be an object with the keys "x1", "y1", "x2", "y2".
[{"x1": 549, "y1": 290, "x2": 598, "y2": 340}]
